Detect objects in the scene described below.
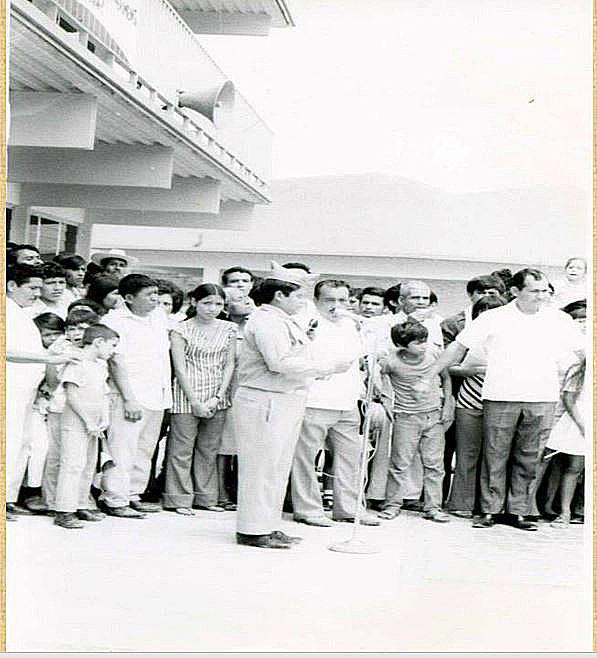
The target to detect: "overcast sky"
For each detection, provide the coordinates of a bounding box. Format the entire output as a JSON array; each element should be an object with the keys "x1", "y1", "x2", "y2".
[{"x1": 200, "y1": 0, "x2": 591, "y2": 194}]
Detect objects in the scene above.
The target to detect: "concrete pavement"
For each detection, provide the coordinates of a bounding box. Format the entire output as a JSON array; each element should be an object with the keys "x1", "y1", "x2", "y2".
[{"x1": 6, "y1": 508, "x2": 591, "y2": 651}]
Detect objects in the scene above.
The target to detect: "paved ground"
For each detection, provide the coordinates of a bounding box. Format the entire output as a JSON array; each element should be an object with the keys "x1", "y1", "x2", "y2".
[{"x1": 6, "y1": 508, "x2": 591, "y2": 651}]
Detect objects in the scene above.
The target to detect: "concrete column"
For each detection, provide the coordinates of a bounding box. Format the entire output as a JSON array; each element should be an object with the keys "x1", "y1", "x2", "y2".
[
  {"x1": 76, "y1": 220, "x2": 93, "y2": 260},
  {"x1": 8, "y1": 205, "x2": 31, "y2": 243}
]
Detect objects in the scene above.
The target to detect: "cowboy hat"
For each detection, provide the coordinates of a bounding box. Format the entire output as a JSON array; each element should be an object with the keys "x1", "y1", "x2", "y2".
[{"x1": 90, "y1": 248, "x2": 139, "y2": 269}]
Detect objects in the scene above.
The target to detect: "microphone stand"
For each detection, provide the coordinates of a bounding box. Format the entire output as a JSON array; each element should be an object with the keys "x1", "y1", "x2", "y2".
[{"x1": 329, "y1": 350, "x2": 381, "y2": 554}]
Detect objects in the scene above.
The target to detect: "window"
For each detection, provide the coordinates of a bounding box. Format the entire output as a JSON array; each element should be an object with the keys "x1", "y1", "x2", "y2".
[{"x1": 29, "y1": 215, "x2": 79, "y2": 258}]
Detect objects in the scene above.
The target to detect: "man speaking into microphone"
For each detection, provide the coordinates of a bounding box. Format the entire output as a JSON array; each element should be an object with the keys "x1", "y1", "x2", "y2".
[{"x1": 233, "y1": 267, "x2": 353, "y2": 550}]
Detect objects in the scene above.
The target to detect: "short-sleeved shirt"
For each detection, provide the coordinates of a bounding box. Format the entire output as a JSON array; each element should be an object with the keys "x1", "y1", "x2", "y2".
[
  {"x1": 61, "y1": 359, "x2": 110, "y2": 433},
  {"x1": 306, "y1": 314, "x2": 363, "y2": 411},
  {"x1": 385, "y1": 346, "x2": 443, "y2": 414},
  {"x1": 171, "y1": 319, "x2": 237, "y2": 413},
  {"x1": 103, "y1": 305, "x2": 172, "y2": 410},
  {"x1": 456, "y1": 301, "x2": 584, "y2": 402},
  {"x1": 47, "y1": 337, "x2": 82, "y2": 413}
]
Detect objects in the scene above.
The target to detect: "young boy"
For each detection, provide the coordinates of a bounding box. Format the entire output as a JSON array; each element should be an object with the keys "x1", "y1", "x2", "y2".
[
  {"x1": 22, "y1": 313, "x2": 66, "y2": 511},
  {"x1": 40, "y1": 308, "x2": 100, "y2": 513},
  {"x1": 29, "y1": 262, "x2": 70, "y2": 319},
  {"x1": 54, "y1": 324, "x2": 119, "y2": 529},
  {"x1": 378, "y1": 319, "x2": 452, "y2": 523}
]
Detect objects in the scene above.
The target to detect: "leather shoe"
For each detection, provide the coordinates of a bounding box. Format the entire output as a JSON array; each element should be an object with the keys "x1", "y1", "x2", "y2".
[
  {"x1": 236, "y1": 533, "x2": 291, "y2": 549},
  {"x1": 54, "y1": 512, "x2": 84, "y2": 529},
  {"x1": 76, "y1": 509, "x2": 106, "y2": 522},
  {"x1": 335, "y1": 513, "x2": 381, "y2": 526},
  {"x1": 271, "y1": 530, "x2": 303, "y2": 545},
  {"x1": 103, "y1": 505, "x2": 146, "y2": 519},
  {"x1": 294, "y1": 515, "x2": 333, "y2": 527},
  {"x1": 6, "y1": 503, "x2": 33, "y2": 516},
  {"x1": 424, "y1": 509, "x2": 451, "y2": 523},
  {"x1": 472, "y1": 514, "x2": 495, "y2": 528},
  {"x1": 512, "y1": 515, "x2": 538, "y2": 531},
  {"x1": 130, "y1": 501, "x2": 162, "y2": 513}
]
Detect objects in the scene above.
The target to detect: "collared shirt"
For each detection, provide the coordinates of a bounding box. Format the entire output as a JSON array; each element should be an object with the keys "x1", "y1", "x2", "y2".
[
  {"x1": 456, "y1": 300, "x2": 584, "y2": 402},
  {"x1": 237, "y1": 304, "x2": 318, "y2": 394},
  {"x1": 6, "y1": 297, "x2": 46, "y2": 393},
  {"x1": 28, "y1": 296, "x2": 70, "y2": 320},
  {"x1": 306, "y1": 314, "x2": 364, "y2": 411},
  {"x1": 103, "y1": 305, "x2": 172, "y2": 410}
]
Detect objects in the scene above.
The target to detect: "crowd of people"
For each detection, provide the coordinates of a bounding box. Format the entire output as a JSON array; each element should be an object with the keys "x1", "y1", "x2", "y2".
[{"x1": 6, "y1": 241, "x2": 588, "y2": 550}]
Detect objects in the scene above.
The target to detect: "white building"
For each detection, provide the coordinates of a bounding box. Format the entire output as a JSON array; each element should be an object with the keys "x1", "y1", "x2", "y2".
[
  {"x1": 92, "y1": 173, "x2": 587, "y2": 315},
  {"x1": 7, "y1": 0, "x2": 293, "y2": 254}
]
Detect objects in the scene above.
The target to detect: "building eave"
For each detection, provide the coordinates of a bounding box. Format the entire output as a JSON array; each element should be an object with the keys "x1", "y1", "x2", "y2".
[{"x1": 10, "y1": 0, "x2": 271, "y2": 205}]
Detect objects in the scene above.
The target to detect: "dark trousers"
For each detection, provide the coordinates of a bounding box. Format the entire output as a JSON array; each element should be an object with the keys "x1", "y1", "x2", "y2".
[
  {"x1": 480, "y1": 400, "x2": 556, "y2": 515},
  {"x1": 447, "y1": 407, "x2": 483, "y2": 512}
]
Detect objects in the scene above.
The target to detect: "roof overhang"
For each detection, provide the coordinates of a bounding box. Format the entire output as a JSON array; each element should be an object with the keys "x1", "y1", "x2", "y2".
[
  {"x1": 168, "y1": 0, "x2": 294, "y2": 35},
  {"x1": 9, "y1": 0, "x2": 271, "y2": 206}
]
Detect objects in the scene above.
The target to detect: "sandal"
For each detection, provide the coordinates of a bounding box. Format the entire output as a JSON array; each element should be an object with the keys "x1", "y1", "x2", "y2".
[
  {"x1": 222, "y1": 502, "x2": 237, "y2": 511},
  {"x1": 550, "y1": 514, "x2": 570, "y2": 527},
  {"x1": 378, "y1": 507, "x2": 401, "y2": 520},
  {"x1": 196, "y1": 505, "x2": 225, "y2": 512},
  {"x1": 175, "y1": 507, "x2": 195, "y2": 516}
]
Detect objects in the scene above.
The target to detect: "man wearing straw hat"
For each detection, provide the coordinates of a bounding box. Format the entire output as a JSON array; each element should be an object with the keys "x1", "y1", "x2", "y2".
[
  {"x1": 233, "y1": 263, "x2": 353, "y2": 549},
  {"x1": 90, "y1": 249, "x2": 140, "y2": 281}
]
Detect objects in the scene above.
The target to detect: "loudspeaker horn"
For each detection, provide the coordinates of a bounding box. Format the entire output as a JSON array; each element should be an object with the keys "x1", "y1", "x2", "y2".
[{"x1": 177, "y1": 81, "x2": 235, "y2": 127}]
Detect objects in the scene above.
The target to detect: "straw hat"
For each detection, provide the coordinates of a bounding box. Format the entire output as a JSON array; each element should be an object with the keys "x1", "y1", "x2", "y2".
[{"x1": 90, "y1": 248, "x2": 139, "y2": 269}]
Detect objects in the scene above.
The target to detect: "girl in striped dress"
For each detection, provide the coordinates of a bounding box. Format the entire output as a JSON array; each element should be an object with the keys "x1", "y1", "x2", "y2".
[
  {"x1": 446, "y1": 296, "x2": 506, "y2": 516},
  {"x1": 163, "y1": 284, "x2": 237, "y2": 515}
]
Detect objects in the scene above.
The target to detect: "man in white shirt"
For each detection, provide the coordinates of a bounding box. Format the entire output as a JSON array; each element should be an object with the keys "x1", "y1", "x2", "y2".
[
  {"x1": 101, "y1": 274, "x2": 172, "y2": 517},
  {"x1": 291, "y1": 280, "x2": 381, "y2": 527},
  {"x1": 420, "y1": 268, "x2": 584, "y2": 531},
  {"x1": 6, "y1": 264, "x2": 74, "y2": 521},
  {"x1": 395, "y1": 280, "x2": 443, "y2": 349}
]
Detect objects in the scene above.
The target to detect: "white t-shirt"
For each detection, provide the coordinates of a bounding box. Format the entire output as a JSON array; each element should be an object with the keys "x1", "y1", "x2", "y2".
[
  {"x1": 456, "y1": 301, "x2": 584, "y2": 402},
  {"x1": 306, "y1": 315, "x2": 363, "y2": 411},
  {"x1": 103, "y1": 305, "x2": 172, "y2": 410}
]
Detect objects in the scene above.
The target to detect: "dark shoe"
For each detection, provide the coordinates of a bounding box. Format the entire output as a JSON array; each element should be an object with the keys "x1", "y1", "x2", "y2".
[
  {"x1": 76, "y1": 509, "x2": 106, "y2": 522},
  {"x1": 401, "y1": 499, "x2": 423, "y2": 512},
  {"x1": 472, "y1": 514, "x2": 495, "y2": 528},
  {"x1": 271, "y1": 530, "x2": 303, "y2": 545},
  {"x1": 236, "y1": 532, "x2": 291, "y2": 549},
  {"x1": 103, "y1": 505, "x2": 146, "y2": 519},
  {"x1": 6, "y1": 503, "x2": 33, "y2": 516},
  {"x1": 294, "y1": 515, "x2": 333, "y2": 527},
  {"x1": 130, "y1": 501, "x2": 162, "y2": 513},
  {"x1": 424, "y1": 509, "x2": 451, "y2": 523},
  {"x1": 54, "y1": 512, "x2": 84, "y2": 529},
  {"x1": 512, "y1": 515, "x2": 538, "y2": 531}
]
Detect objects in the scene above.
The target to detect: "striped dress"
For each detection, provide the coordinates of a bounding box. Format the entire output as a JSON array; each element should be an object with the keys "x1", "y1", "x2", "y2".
[{"x1": 171, "y1": 319, "x2": 237, "y2": 414}]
